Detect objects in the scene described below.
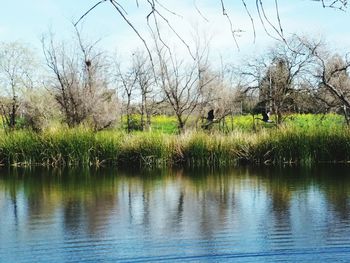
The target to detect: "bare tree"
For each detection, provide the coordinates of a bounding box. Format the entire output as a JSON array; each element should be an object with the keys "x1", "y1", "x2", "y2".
[
  {"x1": 131, "y1": 51, "x2": 157, "y2": 131},
  {"x1": 42, "y1": 28, "x2": 118, "y2": 130},
  {"x1": 114, "y1": 57, "x2": 139, "y2": 132},
  {"x1": 195, "y1": 68, "x2": 220, "y2": 126},
  {"x1": 155, "y1": 49, "x2": 198, "y2": 132},
  {"x1": 306, "y1": 43, "x2": 350, "y2": 124},
  {"x1": 195, "y1": 66, "x2": 241, "y2": 131},
  {"x1": 0, "y1": 42, "x2": 36, "y2": 130},
  {"x1": 21, "y1": 88, "x2": 59, "y2": 132},
  {"x1": 153, "y1": 32, "x2": 216, "y2": 133},
  {"x1": 213, "y1": 62, "x2": 245, "y2": 130},
  {"x1": 240, "y1": 35, "x2": 316, "y2": 124}
]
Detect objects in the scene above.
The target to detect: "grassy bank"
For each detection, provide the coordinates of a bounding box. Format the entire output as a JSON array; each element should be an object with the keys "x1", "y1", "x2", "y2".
[{"x1": 1, "y1": 121, "x2": 350, "y2": 167}]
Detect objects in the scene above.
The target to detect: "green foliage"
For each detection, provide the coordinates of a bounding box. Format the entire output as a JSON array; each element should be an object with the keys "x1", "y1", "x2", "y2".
[
  {"x1": 1, "y1": 114, "x2": 350, "y2": 167},
  {"x1": 119, "y1": 132, "x2": 171, "y2": 166},
  {"x1": 93, "y1": 131, "x2": 125, "y2": 165},
  {"x1": 127, "y1": 115, "x2": 143, "y2": 131},
  {"x1": 0, "y1": 131, "x2": 42, "y2": 165}
]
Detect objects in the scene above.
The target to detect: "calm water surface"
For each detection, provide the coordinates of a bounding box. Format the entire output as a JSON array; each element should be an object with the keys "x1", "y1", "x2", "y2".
[{"x1": 1, "y1": 166, "x2": 350, "y2": 262}]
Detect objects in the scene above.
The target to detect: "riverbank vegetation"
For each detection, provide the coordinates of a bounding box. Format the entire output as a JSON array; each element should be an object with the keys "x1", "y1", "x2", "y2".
[
  {"x1": 1, "y1": 114, "x2": 350, "y2": 167},
  {"x1": 1, "y1": 27, "x2": 350, "y2": 168}
]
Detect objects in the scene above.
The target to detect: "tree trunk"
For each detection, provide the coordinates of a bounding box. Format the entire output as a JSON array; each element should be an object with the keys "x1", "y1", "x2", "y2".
[
  {"x1": 10, "y1": 95, "x2": 18, "y2": 129},
  {"x1": 145, "y1": 109, "x2": 151, "y2": 132},
  {"x1": 140, "y1": 93, "x2": 145, "y2": 131},
  {"x1": 344, "y1": 105, "x2": 350, "y2": 126},
  {"x1": 176, "y1": 114, "x2": 185, "y2": 133},
  {"x1": 126, "y1": 93, "x2": 131, "y2": 132}
]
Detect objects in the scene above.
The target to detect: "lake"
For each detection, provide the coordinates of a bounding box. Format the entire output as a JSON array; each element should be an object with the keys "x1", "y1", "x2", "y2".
[{"x1": 1, "y1": 166, "x2": 350, "y2": 262}]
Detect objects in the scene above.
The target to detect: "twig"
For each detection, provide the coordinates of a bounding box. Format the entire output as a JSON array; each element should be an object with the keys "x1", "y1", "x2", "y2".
[
  {"x1": 194, "y1": 0, "x2": 209, "y2": 22},
  {"x1": 153, "y1": 8, "x2": 196, "y2": 59},
  {"x1": 220, "y1": 0, "x2": 241, "y2": 51},
  {"x1": 154, "y1": 0, "x2": 183, "y2": 18},
  {"x1": 258, "y1": 0, "x2": 286, "y2": 42},
  {"x1": 109, "y1": 0, "x2": 156, "y2": 76},
  {"x1": 274, "y1": 0, "x2": 284, "y2": 40},
  {"x1": 74, "y1": 0, "x2": 108, "y2": 27},
  {"x1": 255, "y1": 0, "x2": 280, "y2": 41},
  {"x1": 242, "y1": 0, "x2": 256, "y2": 43}
]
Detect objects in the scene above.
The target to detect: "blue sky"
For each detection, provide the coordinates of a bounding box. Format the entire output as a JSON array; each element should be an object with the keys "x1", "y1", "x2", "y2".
[{"x1": 1, "y1": 0, "x2": 350, "y2": 64}]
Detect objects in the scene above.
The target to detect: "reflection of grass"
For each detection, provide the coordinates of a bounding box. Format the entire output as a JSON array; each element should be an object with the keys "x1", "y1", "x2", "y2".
[{"x1": 0, "y1": 114, "x2": 349, "y2": 167}]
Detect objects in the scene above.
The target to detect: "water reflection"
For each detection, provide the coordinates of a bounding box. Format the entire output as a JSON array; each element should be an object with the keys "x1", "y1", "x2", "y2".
[{"x1": 1, "y1": 166, "x2": 350, "y2": 262}]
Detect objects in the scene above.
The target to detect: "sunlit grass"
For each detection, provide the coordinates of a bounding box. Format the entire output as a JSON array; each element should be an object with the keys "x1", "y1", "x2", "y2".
[
  {"x1": 0, "y1": 114, "x2": 350, "y2": 167},
  {"x1": 151, "y1": 115, "x2": 178, "y2": 134}
]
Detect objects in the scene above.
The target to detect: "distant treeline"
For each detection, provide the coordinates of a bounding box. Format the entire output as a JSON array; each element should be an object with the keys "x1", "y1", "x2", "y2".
[{"x1": 1, "y1": 32, "x2": 350, "y2": 134}]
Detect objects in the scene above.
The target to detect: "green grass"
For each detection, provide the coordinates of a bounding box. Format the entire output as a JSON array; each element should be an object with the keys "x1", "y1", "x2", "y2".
[
  {"x1": 0, "y1": 114, "x2": 349, "y2": 167},
  {"x1": 151, "y1": 115, "x2": 178, "y2": 134},
  {"x1": 120, "y1": 114, "x2": 178, "y2": 133},
  {"x1": 120, "y1": 113, "x2": 347, "y2": 133}
]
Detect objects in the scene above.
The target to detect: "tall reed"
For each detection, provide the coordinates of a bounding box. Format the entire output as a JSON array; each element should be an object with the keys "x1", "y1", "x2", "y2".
[{"x1": 1, "y1": 123, "x2": 350, "y2": 167}]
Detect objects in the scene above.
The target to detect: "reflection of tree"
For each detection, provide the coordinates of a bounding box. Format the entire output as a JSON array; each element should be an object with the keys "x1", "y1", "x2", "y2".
[
  {"x1": 0, "y1": 169, "x2": 121, "y2": 237},
  {"x1": 177, "y1": 191, "x2": 184, "y2": 223},
  {"x1": 5, "y1": 177, "x2": 19, "y2": 227},
  {"x1": 321, "y1": 174, "x2": 350, "y2": 220},
  {"x1": 26, "y1": 183, "x2": 50, "y2": 222},
  {"x1": 142, "y1": 190, "x2": 150, "y2": 229},
  {"x1": 2, "y1": 165, "x2": 350, "y2": 254},
  {"x1": 63, "y1": 199, "x2": 83, "y2": 232},
  {"x1": 267, "y1": 184, "x2": 292, "y2": 245},
  {"x1": 270, "y1": 191, "x2": 290, "y2": 219},
  {"x1": 177, "y1": 171, "x2": 236, "y2": 243},
  {"x1": 328, "y1": 193, "x2": 349, "y2": 220},
  {"x1": 60, "y1": 172, "x2": 120, "y2": 236},
  {"x1": 267, "y1": 182, "x2": 292, "y2": 218},
  {"x1": 85, "y1": 194, "x2": 117, "y2": 235}
]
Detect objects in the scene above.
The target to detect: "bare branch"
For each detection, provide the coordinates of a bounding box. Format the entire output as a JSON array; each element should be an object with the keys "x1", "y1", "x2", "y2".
[
  {"x1": 154, "y1": 0, "x2": 183, "y2": 18},
  {"x1": 255, "y1": 0, "x2": 280, "y2": 42},
  {"x1": 74, "y1": 0, "x2": 108, "y2": 27},
  {"x1": 152, "y1": 7, "x2": 196, "y2": 59},
  {"x1": 109, "y1": 0, "x2": 156, "y2": 75},
  {"x1": 274, "y1": 0, "x2": 284, "y2": 40},
  {"x1": 194, "y1": 0, "x2": 209, "y2": 22},
  {"x1": 76, "y1": 0, "x2": 348, "y2": 57},
  {"x1": 242, "y1": 0, "x2": 256, "y2": 43},
  {"x1": 220, "y1": 0, "x2": 241, "y2": 50},
  {"x1": 257, "y1": 0, "x2": 286, "y2": 42}
]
